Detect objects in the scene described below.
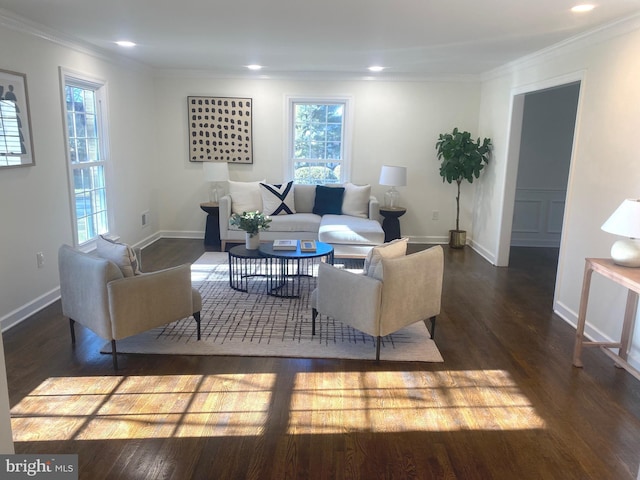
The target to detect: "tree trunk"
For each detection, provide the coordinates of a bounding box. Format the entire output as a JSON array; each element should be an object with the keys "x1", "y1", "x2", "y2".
[{"x1": 455, "y1": 179, "x2": 461, "y2": 231}]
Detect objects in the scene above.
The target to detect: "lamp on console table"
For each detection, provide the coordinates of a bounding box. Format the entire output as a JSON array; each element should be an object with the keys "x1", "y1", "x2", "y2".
[
  {"x1": 203, "y1": 161, "x2": 230, "y2": 203},
  {"x1": 379, "y1": 165, "x2": 407, "y2": 208},
  {"x1": 601, "y1": 198, "x2": 640, "y2": 267}
]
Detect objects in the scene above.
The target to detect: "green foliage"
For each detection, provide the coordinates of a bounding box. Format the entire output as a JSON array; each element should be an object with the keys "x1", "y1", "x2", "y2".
[
  {"x1": 294, "y1": 166, "x2": 339, "y2": 184},
  {"x1": 230, "y1": 211, "x2": 272, "y2": 236},
  {"x1": 435, "y1": 128, "x2": 492, "y2": 231},
  {"x1": 435, "y1": 128, "x2": 492, "y2": 185}
]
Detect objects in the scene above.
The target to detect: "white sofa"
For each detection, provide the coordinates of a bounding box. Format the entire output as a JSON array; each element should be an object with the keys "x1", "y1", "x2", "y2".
[{"x1": 219, "y1": 182, "x2": 385, "y2": 258}]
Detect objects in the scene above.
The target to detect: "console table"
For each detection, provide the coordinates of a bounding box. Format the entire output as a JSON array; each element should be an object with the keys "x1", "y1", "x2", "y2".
[{"x1": 572, "y1": 258, "x2": 640, "y2": 381}]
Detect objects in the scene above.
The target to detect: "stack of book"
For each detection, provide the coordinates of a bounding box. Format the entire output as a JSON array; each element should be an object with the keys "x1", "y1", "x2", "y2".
[
  {"x1": 300, "y1": 240, "x2": 316, "y2": 252},
  {"x1": 273, "y1": 239, "x2": 298, "y2": 251}
]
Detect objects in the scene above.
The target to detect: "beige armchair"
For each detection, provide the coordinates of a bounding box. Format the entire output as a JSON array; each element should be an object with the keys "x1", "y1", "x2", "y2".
[
  {"x1": 58, "y1": 244, "x2": 202, "y2": 369},
  {"x1": 311, "y1": 245, "x2": 444, "y2": 360}
]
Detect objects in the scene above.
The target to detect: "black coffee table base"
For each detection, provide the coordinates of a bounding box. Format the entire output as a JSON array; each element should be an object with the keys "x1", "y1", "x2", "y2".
[{"x1": 228, "y1": 242, "x2": 334, "y2": 298}]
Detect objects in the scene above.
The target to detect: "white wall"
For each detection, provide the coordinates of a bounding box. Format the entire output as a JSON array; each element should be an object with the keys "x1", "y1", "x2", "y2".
[
  {"x1": 476, "y1": 17, "x2": 640, "y2": 368},
  {"x1": 152, "y1": 75, "x2": 481, "y2": 244},
  {"x1": 0, "y1": 26, "x2": 157, "y2": 329}
]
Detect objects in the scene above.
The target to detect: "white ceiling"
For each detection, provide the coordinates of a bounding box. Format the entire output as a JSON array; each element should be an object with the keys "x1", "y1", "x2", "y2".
[{"x1": 1, "y1": 0, "x2": 640, "y2": 78}]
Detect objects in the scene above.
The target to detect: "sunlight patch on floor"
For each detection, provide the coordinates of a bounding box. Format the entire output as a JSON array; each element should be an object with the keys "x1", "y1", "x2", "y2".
[
  {"x1": 11, "y1": 374, "x2": 275, "y2": 441},
  {"x1": 288, "y1": 369, "x2": 545, "y2": 434},
  {"x1": 11, "y1": 369, "x2": 545, "y2": 443}
]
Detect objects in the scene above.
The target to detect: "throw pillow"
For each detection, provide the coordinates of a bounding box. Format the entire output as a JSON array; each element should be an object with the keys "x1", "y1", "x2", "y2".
[
  {"x1": 313, "y1": 185, "x2": 345, "y2": 215},
  {"x1": 96, "y1": 235, "x2": 141, "y2": 277},
  {"x1": 364, "y1": 237, "x2": 409, "y2": 280},
  {"x1": 341, "y1": 182, "x2": 371, "y2": 218},
  {"x1": 260, "y1": 181, "x2": 296, "y2": 215},
  {"x1": 229, "y1": 180, "x2": 264, "y2": 214}
]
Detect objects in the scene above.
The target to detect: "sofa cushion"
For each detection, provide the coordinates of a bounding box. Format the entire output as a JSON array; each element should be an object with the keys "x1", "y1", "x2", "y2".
[
  {"x1": 260, "y1": 181, "x2": 296, "y2": 215},
  {"x1": 364, "y1": 237, "x2": 409, "y2": 280},
  {"x1": 313, "y1": 185, "x2": 345, "y2": 215},
  {"x1": 293, "y1": 184, "x2": 317, "y2": 213},
  {"x1": 319, "y1": 215, "x2": 385, "y2": 245},
  {"x1": 266, "y1": 213, "x2": 322, "y2": 233},
  {"x1": 96, "y1": 235, "x2": 141, "y2": 277},
  {"x1": 229, "y1": 179, "x2": 264, "y2": 214},
  {"x1": 342, "y1": 182, "x2": 371, "y2": 218}
]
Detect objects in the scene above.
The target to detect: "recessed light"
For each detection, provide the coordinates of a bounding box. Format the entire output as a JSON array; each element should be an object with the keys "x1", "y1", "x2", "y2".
[
  {"x1": 368, "y1": 66, "x2": 385, "y2": 72},
  {"x1": 247, "y1": 64, "x2": 263, "y2": 70},
  {"x1": 571, "y1": 4, "x2": 596, "y2": 13},
  {"x1": 115, "y1": 40, "x2": 136, "y2": 48}
]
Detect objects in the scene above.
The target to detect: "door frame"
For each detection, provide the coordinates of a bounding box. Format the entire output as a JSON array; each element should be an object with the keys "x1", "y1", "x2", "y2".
[{"x1": 495, "y1": 71, "x2": 585, "y2": 268}]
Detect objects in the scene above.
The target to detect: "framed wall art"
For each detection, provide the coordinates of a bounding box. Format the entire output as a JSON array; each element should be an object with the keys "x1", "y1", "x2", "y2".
[
  {"x1": 0, "y1": 69, "x2": 35, "y2": 168},
  {"x1": 188, "y1": 96, "x2": 253, "y2": 164}
]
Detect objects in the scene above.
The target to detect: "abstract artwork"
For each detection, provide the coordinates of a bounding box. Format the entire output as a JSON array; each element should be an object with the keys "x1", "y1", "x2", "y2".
[
  {"x1": 0, "y1": 69, "x2": 35, "y2": 168},
  {"x1": 188, "y1": 96, "x2": 253, "y2": 163}
]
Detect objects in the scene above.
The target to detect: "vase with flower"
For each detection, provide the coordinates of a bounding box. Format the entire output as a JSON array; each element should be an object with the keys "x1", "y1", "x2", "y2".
[{"x1": 230, "y1": 211, "x2": 272, "y2": 250}]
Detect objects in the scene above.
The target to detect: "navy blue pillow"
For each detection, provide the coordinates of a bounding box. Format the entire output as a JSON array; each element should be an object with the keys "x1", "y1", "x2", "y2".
[{"x1": 313, "y1": 185, "x2": 345, "y2": 215}]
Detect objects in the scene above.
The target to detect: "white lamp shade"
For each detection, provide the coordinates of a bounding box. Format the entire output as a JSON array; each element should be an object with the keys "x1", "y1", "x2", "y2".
[
  {"x1": 379, "y1": 165, "x2": 407, "y2": 187},
  {"x1": 601, "y1": 199, "x2": 640, "y2": 238},
  {"x1": 203, "y1": 161, "x2": 230, "y2": 182}
]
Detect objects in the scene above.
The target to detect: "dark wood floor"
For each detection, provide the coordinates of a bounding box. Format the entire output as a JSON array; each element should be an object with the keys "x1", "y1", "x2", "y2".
[{"x1": 4, "y1": 239, "x2": 640, "y2": 479}]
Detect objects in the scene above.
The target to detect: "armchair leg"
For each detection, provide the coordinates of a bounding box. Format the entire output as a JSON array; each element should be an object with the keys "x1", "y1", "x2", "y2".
[
  {"x1": 111, "y1": 340, "x2": 118, "y2": 370},
  {"x1": 194, "y1": 312, "x2": 201, "y2": 340},
  {"x1": 69, "y1": 318, "x2": 76, "y2": 345},
  {"x1": 312, "y1": 308, "x2": 318, "y2": 335},
  {"x1": 376, "y1": 336, "x2": 381, "y2": 361},
  {"x1": 429, "y1": 316, "x2": 436, "y2": 339}
]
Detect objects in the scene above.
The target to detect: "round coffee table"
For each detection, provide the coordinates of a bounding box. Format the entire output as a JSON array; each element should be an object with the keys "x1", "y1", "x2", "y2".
[
  {"x1": 228, "y1": 245, "x2": 268, "y2": 293},
  {"x1": 259, "y1": 241, "x2": 334, "y2": 298}
]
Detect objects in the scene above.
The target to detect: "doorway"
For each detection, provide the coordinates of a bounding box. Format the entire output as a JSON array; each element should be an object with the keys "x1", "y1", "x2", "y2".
[
  {"x1": 510, "y1": 82, "x2": 580, "y2": 255},
  {"x1": 496, "y1": 74, "x2": 583, "y2": 268}
]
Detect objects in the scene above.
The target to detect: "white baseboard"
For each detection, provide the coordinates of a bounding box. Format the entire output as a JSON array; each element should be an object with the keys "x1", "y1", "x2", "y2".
[
  {"x1": 554, "y1": 299, "x2": 640, "y2": 373},
  {"x1": 406, "y1": 235, "x2": 448, "y2": 245},
  {"x1": 1, "y1": 287, "x2": 60, "y2": 332},
  {"x1": 158, "y1": 230, "x2": 204, "y2": 240}
]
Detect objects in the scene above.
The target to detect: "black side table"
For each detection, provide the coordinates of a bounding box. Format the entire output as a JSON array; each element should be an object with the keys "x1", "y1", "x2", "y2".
[
  {"x1": 379, "y1": 207, "x2": 407, "y2": 242},
  {"x1": 200, "y1": 202, "x2": 220, "y2": 247}
]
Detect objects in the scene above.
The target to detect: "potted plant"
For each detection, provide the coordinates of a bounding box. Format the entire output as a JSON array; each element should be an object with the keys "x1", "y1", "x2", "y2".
[
  {"x1": 230, "y1": 210, "x2": 272, "y2": 250},
  {"x1": 435, "y1": 127, "x2": 492, "y2": 248}
]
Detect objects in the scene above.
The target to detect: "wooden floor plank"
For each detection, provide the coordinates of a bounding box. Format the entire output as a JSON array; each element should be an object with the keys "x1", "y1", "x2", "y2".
[{"x1": 3, "y1": 240, "x2": 640, "y2": 479}]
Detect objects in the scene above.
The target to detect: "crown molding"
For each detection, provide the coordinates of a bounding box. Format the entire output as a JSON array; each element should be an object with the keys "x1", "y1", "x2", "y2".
[
  {"x1": 0, "y1": 7, "x2": 480, "y2": 83},
  {"x1": 153, "y1": 68, "x2": 480, "y2": 83},
  {"x1": 0, "y1": 7, "x2": 150, "y2": 72},
  {"x1": 482, "y1": 11, "x2": 640, "y2": 82}
]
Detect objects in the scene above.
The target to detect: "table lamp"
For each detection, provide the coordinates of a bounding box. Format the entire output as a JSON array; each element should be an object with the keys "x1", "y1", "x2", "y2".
[
  {"x1": 203, "y1": 161, "x2": 229, "y2": 203},
  {"x1": 601, "y1": 198, "x2": 640, "y2": 267},
  {"x1": 379, "y1": 165, "x2": 407, "y2": 208}
]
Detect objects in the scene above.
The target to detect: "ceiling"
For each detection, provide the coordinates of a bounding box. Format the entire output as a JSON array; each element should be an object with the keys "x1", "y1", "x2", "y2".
[{"x1": 1, "y1": 0, "x2": 640, "y2": 78}]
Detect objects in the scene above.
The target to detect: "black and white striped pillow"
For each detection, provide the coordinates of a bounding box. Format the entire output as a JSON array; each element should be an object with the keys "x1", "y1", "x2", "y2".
[{"x1": 259, "y1": 181, "x2": 296, "y2": 215}]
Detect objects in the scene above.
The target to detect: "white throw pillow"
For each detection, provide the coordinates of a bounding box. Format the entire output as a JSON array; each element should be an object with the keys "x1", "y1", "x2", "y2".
[
  {"x1": 229, "y1": 179, "x2": 265, "y2": 214},
  {"x1": 342, "y1": 182, "x2": 371, "y2": 218},
  {"x1": 96, "y1": 235, "x2": 141, "y2": 277},
  {"x1": 364, "y1": 237, "x2": 409, "y2": 280},
  {"x1": 260, "y1": 181, "x2": 296, "y2": 215}
]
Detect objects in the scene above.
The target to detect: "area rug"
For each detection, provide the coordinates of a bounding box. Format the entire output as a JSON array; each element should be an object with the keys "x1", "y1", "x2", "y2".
[{"x1": 103, "y1": 252, "x2": 443, "y2": 362}]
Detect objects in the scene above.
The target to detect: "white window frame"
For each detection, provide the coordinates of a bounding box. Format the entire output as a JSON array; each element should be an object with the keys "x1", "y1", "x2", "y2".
[
  {"x1": 285, "y1": 95, "x2": 353, "y2": 184},
  {"x1": 60, "y1": 68, "x2": 112, "y2": 248}
]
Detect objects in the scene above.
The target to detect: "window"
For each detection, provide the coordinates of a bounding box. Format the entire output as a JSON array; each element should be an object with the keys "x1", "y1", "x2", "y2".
[
  {"x1": 62, "y1": 74, "x2": 110, "y2": 246},
  {"x1": 287, "y1": 96, "x2": 352, "y2": 185},
  {"x1": 0, "y1": 99, "x2": 22, "y2": 166}
]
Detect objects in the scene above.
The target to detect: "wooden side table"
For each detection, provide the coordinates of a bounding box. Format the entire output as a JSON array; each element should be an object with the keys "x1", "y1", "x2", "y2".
[
  {"x1": 379, "y1": 207, "x2": 407, "y2": 242},
  {"x1": 572, "y1": 257, "x2": 640, "y2": 381},
  {"x1": 200, "y1": 202, "x2": 220, "y2": 247}
]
